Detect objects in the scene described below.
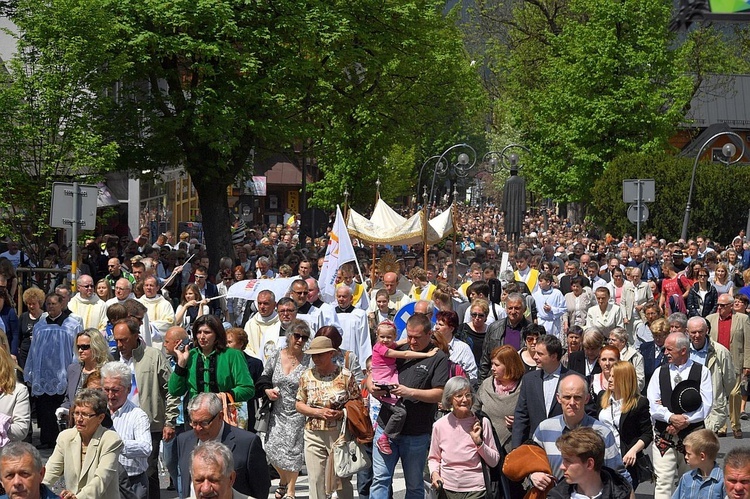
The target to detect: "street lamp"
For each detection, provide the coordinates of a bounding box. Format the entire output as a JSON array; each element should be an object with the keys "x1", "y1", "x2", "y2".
[
  {"x1": 681, "y1": 131, "x2": 745, "y2": 241},
  {"x1": 482, "y1": 144, "x2": 531, "y2": 174},
  {"x1": 429, "y1": 144, "x2": 476, "y2": 207}
]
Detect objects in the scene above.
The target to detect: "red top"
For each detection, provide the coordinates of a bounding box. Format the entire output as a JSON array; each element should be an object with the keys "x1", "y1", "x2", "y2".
[{"x1": 718, "y1": 316, "x2": 732, "y2": 351}]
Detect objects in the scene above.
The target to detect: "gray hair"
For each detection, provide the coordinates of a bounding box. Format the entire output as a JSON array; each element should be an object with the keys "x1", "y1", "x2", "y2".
[
  {"x1": 187, "y1": 392, "x2": 223, "y2": 416},
  {"x1": 191, "y1": 441, "x2": 234, "y2": 477},
  {"x1": 257, "y1": 289, "x2": 276, "y2": 303},
  {"x1": 608, "y1": 327, "x2": 628, "y2": 345},
  {"x1": 257, "y1": 256, "x2": 270, "y2": 266},
  {"x1": 285, "y1": 319, "x2": 311, "y2": 342},
  {"x1": 506, "y1": 292, "x2": 526, "y2": 309},
  {"x1": 441, "y1": 376, "x2": 472, "y2": 409},
  {"x1": 414, "y1": 300, "x2": 434, "y2": 316},
  {"x1": 336, "y1": 285, "x2": 352, "y2": 297},
  {"x1": 0, "y1": 442, "x2": 42, "y2": 472},
  {"x1": 725, "y1": 447, "x2": 750, "y2": 473},
  {"x1": 100, "y1": 361, "x2": 132, "y2": 389},
  {"x1": 667, "y1": 312, "x2": 688, "y2": 330},
  {"x1": 669, "y1": 331, "x2": 690, "y2": 351},
  {"x1": 73, "y1": 388, "x2": 108, "y2": 415},
  {"x1": 687, "y1": 316, "x2": 708, "y2": 332}
]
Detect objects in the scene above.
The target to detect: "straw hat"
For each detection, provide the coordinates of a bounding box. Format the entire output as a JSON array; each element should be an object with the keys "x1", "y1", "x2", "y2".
[{"x1": 305, "y1": 336, "x2": 337, "y2": 355}]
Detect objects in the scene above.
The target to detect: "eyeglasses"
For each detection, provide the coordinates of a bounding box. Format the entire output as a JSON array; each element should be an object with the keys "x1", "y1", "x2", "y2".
[
  {"x1": 471, "y1": 313, "x2": 486, "y2": 318},
  {"x1": 293, "y1": 333, "x2": 310, "y2": 341},
  {"x1": 718, "y1": 303, "x2": 732, "y2": 308},
  {"x1": 190, "y1": 412, "x2": 219, "y2": 428},
  {"x1": 293, "y1": 290, "x2": 309, "y2": 295},
  {"x1": 72, "y1": 411, "x2": 99, "y2": 420},
  {"x1": 77, "y1": 344, "x2": 91, "y2": 351},
  {"x1": 278, "y1": 309, "x2": 295, "y2": 315},
  {"x1": 79, "y1": 284, "x2": 94, "y2": 288},
  {"x1": 698, "y1": 274, "x2": 709, "y2": 278}
]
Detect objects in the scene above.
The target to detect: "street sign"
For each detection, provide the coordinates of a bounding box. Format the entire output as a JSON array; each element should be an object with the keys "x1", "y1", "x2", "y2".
[
  {"x1": 627, "y1": 203, "x2": 649, "y2": 223},
  {"x1": 622, "y1": 179, "x2": 655, "y2": 203},
  {"x1": 50, "y1": 182, "x2": 98, "y2": 229}
]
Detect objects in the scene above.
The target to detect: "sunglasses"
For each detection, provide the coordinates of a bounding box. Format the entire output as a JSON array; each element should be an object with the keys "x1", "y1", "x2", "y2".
[
  {"x1": 293, "y1": 333, "x2": 310, "y2": 341},
  {"x1": 77, "y1": 344, "x2": 91, "y2": 351},
  {"x1": 471, "y1": 313, "x2": 486, "y2": 318}
]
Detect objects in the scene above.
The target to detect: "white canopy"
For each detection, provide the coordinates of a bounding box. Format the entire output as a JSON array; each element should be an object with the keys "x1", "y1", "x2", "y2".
[{"x1": 346, "y1": 199, "x2": 454, "y2": 245}]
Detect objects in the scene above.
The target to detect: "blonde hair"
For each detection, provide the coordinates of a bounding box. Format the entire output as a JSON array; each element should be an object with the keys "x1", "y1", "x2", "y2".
[
  {"x1": 0, "y1": 343, "x2": 16, "y2": 394},
  {"x1": 600, "y1": 361, "x2": 639, "y2": 414},
  {"x1": 683, "y1": 429, "x2": 719, "y2": 461}
]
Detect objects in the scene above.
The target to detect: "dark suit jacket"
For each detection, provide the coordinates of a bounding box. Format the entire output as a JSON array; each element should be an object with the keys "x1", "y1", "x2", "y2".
[
  {"x1": 176, "y1": 423, "x2": 270, "y2": 499},
  {"x1": 639, "y1": 341, "x2": 665, "y2": 393},
  {"x1": 200, "y1": 282, "x2": 222, "y2": 316},
  {"x1": 511, "y1": 365, "x2": 568, "y2": 448},
  {"x1": 618, "y1": 396, "x2": 653, "y2": 458},
  {"x1": 567, "y1": 351, "x2": 601, "y2": 379},
  {"x1": 559, "y1": 275, "x2": 591, "y2": 296},
  {"x1": 62, "y1": 361, "x2": 83, "y2": 409}
]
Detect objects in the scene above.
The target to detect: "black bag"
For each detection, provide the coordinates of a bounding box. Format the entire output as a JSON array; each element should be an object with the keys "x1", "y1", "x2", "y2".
[
  {"x1": 475, "y1": 411, "x2": 510, "y2": 499},
  {"x1": 635, "y1": 453, "x2": 656, "y2": 484}
]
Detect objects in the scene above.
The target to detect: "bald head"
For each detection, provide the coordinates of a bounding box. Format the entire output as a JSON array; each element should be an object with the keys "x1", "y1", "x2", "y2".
[
  {"x1": 383, "y1": 272, "x2": 398, "y2": 295},
  {"x1": 164, "y1": 326, "x2": 188, "y2": 356}
]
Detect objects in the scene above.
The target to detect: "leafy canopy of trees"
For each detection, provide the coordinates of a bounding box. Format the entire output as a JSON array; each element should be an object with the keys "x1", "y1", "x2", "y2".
[{"x1": 6, "y1": 0, "x2": 484, "y2": 268}]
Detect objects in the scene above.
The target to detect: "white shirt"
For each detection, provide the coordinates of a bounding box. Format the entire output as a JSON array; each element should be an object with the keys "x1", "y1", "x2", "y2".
[
  {"x1": 646, "y1": 359, "x2": 713, "y2": 425},
  {"x1": 542, "y1": 365, "x2": 562, "y2": 415},
  {"x1": 111, "y1": 399, "x2": 152, "y2": 476}
]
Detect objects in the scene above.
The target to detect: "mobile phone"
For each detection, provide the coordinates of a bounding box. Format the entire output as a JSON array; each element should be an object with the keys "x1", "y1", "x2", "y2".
[
  {"x1": 177, "y1": 337, "x2": 192, "y2": 352},
  {"x1": 375, "y1": 383, "x2": 395, "y2": 391}
]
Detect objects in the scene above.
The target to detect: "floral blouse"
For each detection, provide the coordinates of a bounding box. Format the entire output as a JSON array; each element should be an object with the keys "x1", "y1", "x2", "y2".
[{"x1": 297, "y1": 366, "x2": 360, "y2": 431}]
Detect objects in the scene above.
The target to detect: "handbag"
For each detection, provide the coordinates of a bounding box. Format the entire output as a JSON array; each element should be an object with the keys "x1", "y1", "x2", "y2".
[
  {"x1": 635, "y1": 453, "x2": 656, "y2": 483},
  {"x1": 254, "y1": 397, "x2": 273, "y2": 433},
  {"x1": 218, "y1": 392, "x2": 240, "y2": 427},
  {"x1": 333, "y1": 409, "x2": 371, "y2": 477}
]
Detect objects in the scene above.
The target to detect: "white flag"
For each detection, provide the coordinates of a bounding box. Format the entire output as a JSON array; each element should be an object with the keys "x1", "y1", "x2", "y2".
[{"x1": 319, "y1": 205, "x2": 357, "y2": 303}]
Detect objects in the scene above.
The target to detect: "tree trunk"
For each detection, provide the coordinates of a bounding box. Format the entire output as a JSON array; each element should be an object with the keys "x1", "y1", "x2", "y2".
[{"x1": 192, "y1": 177, "x2": 232, "y2": 278}]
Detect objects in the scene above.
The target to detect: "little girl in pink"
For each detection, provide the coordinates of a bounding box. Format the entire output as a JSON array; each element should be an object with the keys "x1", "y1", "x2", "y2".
[{"x1": 371, "y1": 320, "x2": 437, "y2": 454}]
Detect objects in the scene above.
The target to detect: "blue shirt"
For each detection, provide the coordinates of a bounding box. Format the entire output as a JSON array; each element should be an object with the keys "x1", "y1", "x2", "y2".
[
  {"x1": 672, "y1": 463, "x2": 725, "y2": 499},
  {"x1": 690, "y1": 339, "x2": 710, "y2": 366}
]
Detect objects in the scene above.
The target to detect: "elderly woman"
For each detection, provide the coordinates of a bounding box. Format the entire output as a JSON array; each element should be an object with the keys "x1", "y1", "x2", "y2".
[
  {"x1": 296, "y1": 336, "x2": 361, "y2": 499},
  {"x1": 43, "y1": 389, "x2": 123, "y2": 499},
  {"x1": 607, "y1": 327, "x2": 645, "y2": 392},
  {"x1": 169, "y1": 315, "x2": 255, "y2": 403},
  {"x1": 563, "y1": 276, "x2": 594, "y2": 334},
  {"x1": 429, "y1": 377, "x2": 500, "y2": 499},
  {"x1": 313, "y1": 326, "x2": 364, "y2": 383},
  {"x1": 18, "y1": 287, "x2": 45, "y2": 370},
  {"x1": 255, "y1": 320, "x2": 311, "y2": 499}
]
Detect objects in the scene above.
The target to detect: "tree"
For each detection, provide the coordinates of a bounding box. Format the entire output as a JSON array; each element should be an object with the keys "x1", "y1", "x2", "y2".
[
  {"x1": 506, "y1": 0, "x2": 693, "y2": 203},
  {"x1": 0, "y1": 2, "x2": 119, "y2": 263},
  {"x1": 590, "y1": 152, "x2": 750, "y2": 243},
  {"x1": 9, "y1": 0, "x2": 485, "y2": 272}
]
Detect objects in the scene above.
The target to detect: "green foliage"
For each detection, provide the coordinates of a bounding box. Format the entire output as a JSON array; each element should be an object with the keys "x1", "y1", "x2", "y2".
[
  {"x1": 0, "y1": 2, "x2": 119, "y2": 261},
  {"x1": 10, "y1": 0, "x2": 485, "y2": 267},
  {"x1": 506, "y1": 0, "x2": 693, "y2": 203},
  {"x1": 590, "y1": 152, "x2": 750, "y2": 243}
]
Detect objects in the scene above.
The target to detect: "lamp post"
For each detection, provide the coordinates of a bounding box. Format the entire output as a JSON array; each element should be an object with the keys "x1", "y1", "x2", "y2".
[
  {"x1": 429, "y1": 143, "x2": 476, "y2": 208},
  {"x1": 681, "y1": 131, "x2": 745, "y2": 241}
]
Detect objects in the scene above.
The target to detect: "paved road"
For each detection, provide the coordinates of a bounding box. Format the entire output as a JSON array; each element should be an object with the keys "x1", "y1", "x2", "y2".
[{"x1": 34, "y1": 416, "x2": 750, "y2": 499}]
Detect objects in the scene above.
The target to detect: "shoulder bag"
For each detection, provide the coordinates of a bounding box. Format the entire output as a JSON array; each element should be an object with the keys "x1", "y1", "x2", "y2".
[{"x1": 333, "y1": 408, "x2": 371, "y2": 477}]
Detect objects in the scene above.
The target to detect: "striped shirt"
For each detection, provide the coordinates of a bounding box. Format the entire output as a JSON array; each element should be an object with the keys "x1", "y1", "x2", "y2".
[
  {"x1": 672, "y1": 464, "x2": 725, "y2": 499},
  {"x1": 533, "y1": 414, "x2": 631, "y2": 485},
  {"x1": 111, "y1": 399, "x2": 152, "y2": 476}
]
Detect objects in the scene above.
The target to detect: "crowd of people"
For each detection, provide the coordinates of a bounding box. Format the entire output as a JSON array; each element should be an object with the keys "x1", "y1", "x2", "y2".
[{"x1": 2, "y1": 205, "x2": 750, "y2": 499}]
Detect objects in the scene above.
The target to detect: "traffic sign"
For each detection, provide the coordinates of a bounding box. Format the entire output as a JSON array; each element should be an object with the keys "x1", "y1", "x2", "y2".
[
  {"x1": 622, "y1": 179, "x2": 655, "y2": 203},
  {"x1": 627, "y1": 203, "x2": 649, "y2": 223},
  {"x1": 50, "y1": 182, "x2": 98, "y2": 229}
]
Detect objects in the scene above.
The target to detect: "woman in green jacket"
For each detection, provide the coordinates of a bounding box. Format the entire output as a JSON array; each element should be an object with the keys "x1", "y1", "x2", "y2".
[{"x1": 169, "y1": 315, "x2": 255, "y2": 403}]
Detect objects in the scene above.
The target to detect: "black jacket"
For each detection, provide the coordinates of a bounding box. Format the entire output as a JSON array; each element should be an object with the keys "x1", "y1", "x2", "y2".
[
  {"x1": 686, "y1": 282, "x2": 719, "y2": 318},
  {"x1": 548, "y1": 466, "x2": 632, "y2": 499}
]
